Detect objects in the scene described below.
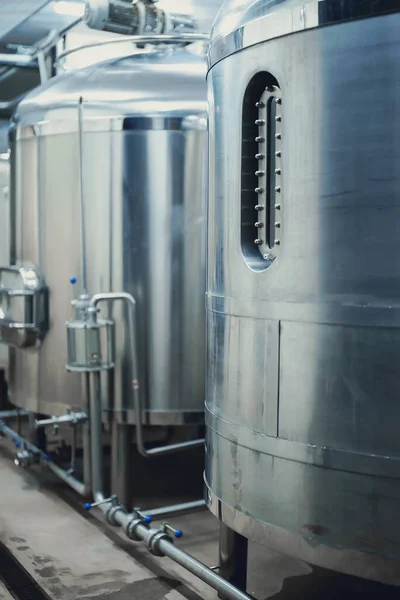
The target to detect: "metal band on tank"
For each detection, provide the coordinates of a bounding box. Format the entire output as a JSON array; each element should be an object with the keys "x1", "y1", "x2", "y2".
[
  {"x1": 208, "y1": 0, "x2": 400, "y2": 69},
  {"x1": 207, "y1": 294, "x2": 400, "y2": 329},
  {"x1": 205, "y1": 408, "x2": 400, "y2": 480},
  {"x1": 14, "y1": 114, "x2": 207, "y2": 140}
]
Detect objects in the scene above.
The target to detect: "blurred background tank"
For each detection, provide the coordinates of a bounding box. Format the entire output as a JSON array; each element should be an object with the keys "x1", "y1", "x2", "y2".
[
  {"x1": 8, "y1": 43, "x2": 208, "y2": 424},
  {"x1": 205, "y1": 0, "x2": 400, "y2": 587}
]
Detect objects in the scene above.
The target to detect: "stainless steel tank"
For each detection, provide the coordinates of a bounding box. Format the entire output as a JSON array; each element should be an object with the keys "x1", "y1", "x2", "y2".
[
  {"x1": 8, "y1": 46, "x2": 207, "y2": 423},
  {"x1": 0, "y1": 124, "x2": 9, "y2": 373},
  {"x1": 205, "y1": 0, "x2": 400, "y2": 585}
]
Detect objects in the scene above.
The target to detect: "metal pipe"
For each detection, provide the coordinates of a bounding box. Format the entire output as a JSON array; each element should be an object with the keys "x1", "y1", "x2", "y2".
[
  {"x1": 90, "y1": 293, "x2": 204, "y2": 458},
  {"x1": 111, "y1": 422, "x2": 132, "y2": 510},
  {"x1": 82, "y1": 373, "x2": 92, "y2": 495},
  {"x1": 70, "y1": 422, "x2": 77, "y2": 473},
  {"x1": 37, "y1": 51, "x2": 48, "y2": 83},
  {"x1": 55, "y1": 33, "x2": 208, "y2": 69},
  {"x1": 0, "y1": 409, "x2": 29, "y2": 419},
  {"x1": 143, "y1": 499, "x2": 206, "y2": 520},
  {"x1": 0, "y1": 54, "x2": 37, "y2": 67},
  {"x1": 94, "y1": 503, "x2": 252, "y2": 600},
  {"x1": 78, "y1": 97, "x2": 88, "y2": 296},
  {"x1": 47, "y1": 460, "x2": 86, "y2": 496},
  {"x1": 0, "y1": 420, "x2": 41, "y2": 455},
  {"x1": 0, "y1": 419, "x2": 90, "y2": 496},
  {"x1": 89, "y1": 371, "x2": 105, "y2": 503},
  {"x1": 34, "y1": 412, "x2": 87, "y2": 428},
  {"x1": 157, "y1": 535, "x2": 251, "y2": 600}
]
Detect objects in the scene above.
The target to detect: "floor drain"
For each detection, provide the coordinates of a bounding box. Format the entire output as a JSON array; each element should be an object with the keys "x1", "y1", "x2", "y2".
[{"x1": 0, "y1": 541, "x2": 52, "y2": 600}]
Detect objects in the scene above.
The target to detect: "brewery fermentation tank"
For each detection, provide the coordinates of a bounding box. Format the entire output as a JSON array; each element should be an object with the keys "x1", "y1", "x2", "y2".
[
  {"x1": 205, "y1": 0, "x2": 400, "y2": 585},
  {"x1": 8, "y1": 47, "x2": 207, "y2": 423}
]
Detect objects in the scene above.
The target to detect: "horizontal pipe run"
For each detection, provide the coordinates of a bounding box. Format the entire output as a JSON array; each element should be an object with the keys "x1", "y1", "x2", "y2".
[
  {"x1": 0, "y1": 420, "x2": 90, "y2": 497},
  {"x1": 46, "y1": 461, "x2": 87, "y2": 496},
  {"x1": 56, "y1": 33, "x2": 208, "y2": 67},
  {"x1": 144, "y1": 500, "x2": 206, "y2": 520},
  {"x1": 0, "y1": 420, "x2": 41, "y2": 455},
  {"x1": 143, "y1": 438, "x2": 205, "y2": 456},
  {"x1": 95, "y1": 503, "x2": 252, "y2": 600},
  {"x1": 34, "y1": 412, "x2": 87, "y2": 428},
  {"x1": 0, "y1": 54, "x2": 38, "y2": 67},
  {"x1": 0, "y1": 410, "x2": 29, "y2": 419}
]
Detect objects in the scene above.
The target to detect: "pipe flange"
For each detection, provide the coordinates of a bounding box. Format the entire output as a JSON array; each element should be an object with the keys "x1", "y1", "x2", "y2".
[
  {"x1": 106, "y1": 504, "x2": 124, "y2": 526},
  {"x1": 125, "y1": 518, "x2": 149, "y2": 541},
  {"x1": 146, "y1": 530, "x2": 171, "y2": 557}
]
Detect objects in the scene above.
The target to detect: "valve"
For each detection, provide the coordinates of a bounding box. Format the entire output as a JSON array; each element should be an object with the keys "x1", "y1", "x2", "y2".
[
  {"x1": 159, "y1": 522, "x2": 183, "y2": 539},
  {"x1": 84, "y1": 494, "x2": 119, "y2": 511},
  {"x1": 14, "y1": 449, "x2": 35, "y2": 468},
  {"x1": 133, "y1": 507, "x2": 153, "y2": 524},
  {"x1": 125, "y1": 508, "x2": 153, "y2": 541},
  {"x1": 35, "y1": 411, "x2": 87, "y2": 429}
]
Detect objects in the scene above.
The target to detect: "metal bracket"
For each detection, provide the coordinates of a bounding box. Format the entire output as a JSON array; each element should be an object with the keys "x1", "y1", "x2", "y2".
[{"x1": 0, "y1": 265, "x2": 48, "y2": 349}]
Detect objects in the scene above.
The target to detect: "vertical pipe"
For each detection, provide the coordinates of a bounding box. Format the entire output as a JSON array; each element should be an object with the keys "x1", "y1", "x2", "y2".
[
  {"x1": 111, "y1": 422, "x2": 132, "y2": 510},
  {"x1": 218, "y1": 524, "x2": 248, "y2": 598},
  {"x1": 27, "y1": 412, "x2": 36, "y2": 444},
  {"x1": 35, "y1": 413, "x2": 47, "y2": 452},
  {"x1": 89, "y1": 371, "x2": 104, "y2": 502},
  {"x1": 82, "y1": 373, "x2": 92, "y2": 494},
  {"x1": 78, "y1": 97, "x2": 88, "y2": 296},
  {"x1": 0, "y1": 370, "x2": 7, "y2": 410}
]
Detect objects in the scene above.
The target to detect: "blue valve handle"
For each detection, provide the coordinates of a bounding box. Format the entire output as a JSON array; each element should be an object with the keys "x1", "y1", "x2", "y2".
[
  {"x1": 143, "y1": 515, "x2": 152, "y2": 524},
  {"x1": 174, "y1": 529, "x2": 183, "y2": 539},
  {"x1": 84, "y1": 502, "x2": 92, "y2": 511},
  {"x1": 70, "y1": 277, "x2": 77, "y2": 284},
  {"x1": 134, "y1": 508, "x2": 152, "y2": 524},
  {"x1": 163, "y1": 523, "x2": 183, "y2": 538}
]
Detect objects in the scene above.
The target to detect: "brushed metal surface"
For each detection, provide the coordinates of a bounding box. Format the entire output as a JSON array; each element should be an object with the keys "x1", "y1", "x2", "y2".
[
  {"x1": 205, "y1": 8, "x2": 400, "y2": 582},
  {"x1": 9, "y1": 49, "x2": 207, "y2": 422},
  {"x1": 208, "y1": 0, "x2": 400, "y2": 68}
]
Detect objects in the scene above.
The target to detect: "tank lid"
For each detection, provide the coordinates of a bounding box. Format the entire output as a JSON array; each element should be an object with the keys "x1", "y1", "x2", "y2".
[
  {"x1": 14, "y1": 47, "x2": 207, "y2": 136},
  {"x1": 208, "y1": 0, "x2": 400, "y2": 69}
]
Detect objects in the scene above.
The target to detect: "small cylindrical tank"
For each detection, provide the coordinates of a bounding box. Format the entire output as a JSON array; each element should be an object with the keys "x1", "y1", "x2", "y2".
[
  {"x1": 8, "y1": 46, "x2": 207, "y2": 423},
  {"x1": 205, "y1": 0, "x2": 400, "y2": 585}
]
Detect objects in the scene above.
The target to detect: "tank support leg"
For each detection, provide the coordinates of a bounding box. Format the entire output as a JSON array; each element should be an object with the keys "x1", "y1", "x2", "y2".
[
  {"x1": 218, "y1": 523, "x2": 248, "y2": 598},
  {"x1": 111, "y1": 422, "x2": 132, "y2": 511}
]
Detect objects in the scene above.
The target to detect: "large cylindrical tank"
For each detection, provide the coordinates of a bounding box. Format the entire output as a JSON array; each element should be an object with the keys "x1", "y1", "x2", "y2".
[
  {"x1": 8, "y1": 46, "x2": 207, "y2": 423},
  {"x1": 205, "y1": 0, "x2": 400, "y2": 585}
]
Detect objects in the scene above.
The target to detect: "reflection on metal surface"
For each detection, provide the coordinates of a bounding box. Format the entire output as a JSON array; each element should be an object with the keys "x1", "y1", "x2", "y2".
[
  {"x1": 206, "y1": 0, "x2": 400, "y2": 583},
  {"x1": 0, "y1": 0, "x2": 51, "y2": 40},
  {"x1": 0, "y1": 265, "x2": 48, "y2": 349},
  {"x1": 55, "y1": 32, "x2": 208, "y2": 69},
  {"x1": 208, "y1": 0, "x2": 400, "y2": 68},
  {"x1": 54, "y1": 1, "x2": 85, "y2": 17}
]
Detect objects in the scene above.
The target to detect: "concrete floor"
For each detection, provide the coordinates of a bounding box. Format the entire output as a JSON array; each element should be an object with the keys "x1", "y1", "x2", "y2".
[{"x1": 0, "y1": 442, "x2": 399, "y2": 600}]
